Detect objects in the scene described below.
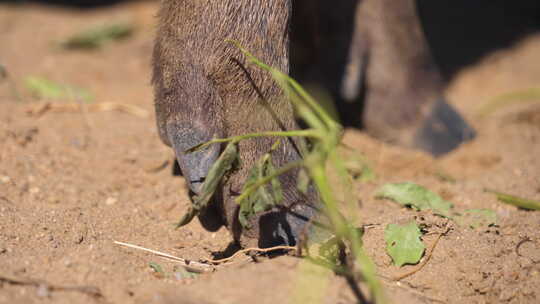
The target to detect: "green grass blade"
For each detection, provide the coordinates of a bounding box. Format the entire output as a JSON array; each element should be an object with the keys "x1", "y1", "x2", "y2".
[
  {"x1": 485, "y1": 189, "x2": 540, "y2": 210},
  {"x1": 478, "y1": 87, "x2": 540, "y2": 117},
  {"x1": 176, "y1": 142, "x2": 238, "y2": 227},
  {"x1": 235, "y1": 160, "x2": 304, "y2": 205},
  {"x1": 184, "y1": 130, "x2": 319, "y2": 153}
]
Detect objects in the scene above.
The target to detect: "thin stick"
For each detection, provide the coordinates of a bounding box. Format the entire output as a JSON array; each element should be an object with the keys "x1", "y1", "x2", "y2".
[
  {"x1": 205, "y1": 245, "x2": 296, "y2": 264},
  {"x1": 114, "y1": 241, "x2": 215, "y2": 273},
  {"x1": 26, "y1": 102, "x2": 150, "y2": 118},
  {"x1": 392, "y1": 228, "x2": 449, "y2": 281},
  {"x1": 379, "y1": 275, "x2": 447, "y2": 303},
  {"x1": 0, "y1": 274, "x2": 102, "y2": 298}
]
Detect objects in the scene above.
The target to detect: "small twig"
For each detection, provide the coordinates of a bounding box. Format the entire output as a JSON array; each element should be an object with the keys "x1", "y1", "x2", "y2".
[
  {"x1": 515, "y1": 236, "x2": 533, "y2": 257},
  {"x1": 515, "y1": 236, "x2": 539, "y2": 264},
  {"x1": 26, "y1": 102, "x2": 149, "y2": 118},
  {"x1": 392, "y1": 227, "x2": 450, "y2": 281},
  {"x1": 0, "y1": 274, "x2": 103, "y2": 299},
  {"x1": 72, "y1": 91, "x2": 92, "y2": 149},
  {"x1": 379, "y1": 275, "x2": 447, "y2": 303},
  {"x1": 205, "y1": 245, "x2": 297, "y2": 264},
  {"x1": 114, "y1": 241, "x2": 215, "y2": 273}
]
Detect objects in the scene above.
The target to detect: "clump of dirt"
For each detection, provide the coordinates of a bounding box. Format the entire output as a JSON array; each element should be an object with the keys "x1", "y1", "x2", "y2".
[{"x1": 1, "y1": 2, "x2": 539, "y2": 304}]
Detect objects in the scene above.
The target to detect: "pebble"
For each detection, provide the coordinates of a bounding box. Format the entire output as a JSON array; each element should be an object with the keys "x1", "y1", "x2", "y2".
[
  {"x1": 29, "y1": 187, "x2": 40, "y2": 194},
  {"x1": 106, "y1": 197, "x2": 118, "y2": 205},
  {"x1": 36, "y1": 285, "x2": 50, "y2": 298}
]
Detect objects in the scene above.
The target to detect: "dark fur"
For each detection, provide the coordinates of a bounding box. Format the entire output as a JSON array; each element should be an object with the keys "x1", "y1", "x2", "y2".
[
  {"x1": 152, "y1": 0, "x2": 317, "y2": 247},
  {"x1": 349, "y1": 0, "x2": 451, "y2": 148},
  {"x1": 292, "y1": 0, "x2": 475, "y2": 155}
]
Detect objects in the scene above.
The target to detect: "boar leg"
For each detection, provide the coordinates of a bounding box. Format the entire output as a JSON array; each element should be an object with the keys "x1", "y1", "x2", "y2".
[
  {"x1": 344, "y1": 0, "x2": 475, "y2": 155},
  {"x1": 413, "y1": 98, "x2": 476, "y2": 155},
  {"x1": 153, "y1": 0, "x2": 321, "y2": 245}
]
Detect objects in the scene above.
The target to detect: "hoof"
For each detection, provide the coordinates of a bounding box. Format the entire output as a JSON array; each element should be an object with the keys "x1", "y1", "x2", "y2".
[
  {"x1": 256, "y1": 202, "x2": 320, "y2": 248},
  {"x1": 167, "y1": 122, "x2": 221, "y2": 195},
  {"x1": 196, "y1": 193, "x2": 224, "y2": 232},
  {"x1": 413, "y1": 98, "x2": 476, "y2": 156}
]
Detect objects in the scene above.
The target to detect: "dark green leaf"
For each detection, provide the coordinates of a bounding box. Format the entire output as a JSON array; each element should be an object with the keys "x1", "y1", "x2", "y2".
[{"x1": 384, "y1": 222, "x2": 425, "y2": 267}]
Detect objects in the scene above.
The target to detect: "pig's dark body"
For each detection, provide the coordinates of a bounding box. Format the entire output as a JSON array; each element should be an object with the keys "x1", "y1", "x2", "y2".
[{"x1": 152, "y1": 0, "x2": 474, "y2": 246}]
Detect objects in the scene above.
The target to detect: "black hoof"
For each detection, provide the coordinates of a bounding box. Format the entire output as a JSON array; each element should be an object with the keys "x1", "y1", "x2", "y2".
[
  {"x1": 414, "y1": 98, "x2": 476, "y2": 156},
  {"x1": 197, "y1": 199, "x2": 224, "y2": 232},
  {"x1": 257, "y1": 203, "x2": 320, "y2": 248}
]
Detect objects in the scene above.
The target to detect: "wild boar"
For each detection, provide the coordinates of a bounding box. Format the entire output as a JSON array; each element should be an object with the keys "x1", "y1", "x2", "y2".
[
  {"x1": 152, "y1": 0, "x2": 317, "y2": 247},
  {"x1": 153, "y1": 0, "x2": 477, "y2": 247}
]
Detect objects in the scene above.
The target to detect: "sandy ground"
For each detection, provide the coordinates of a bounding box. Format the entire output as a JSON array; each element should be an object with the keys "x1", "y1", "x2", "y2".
[{"x1": 1, "y1": 2, "x2": 539, "y2": 304}]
